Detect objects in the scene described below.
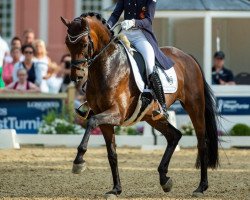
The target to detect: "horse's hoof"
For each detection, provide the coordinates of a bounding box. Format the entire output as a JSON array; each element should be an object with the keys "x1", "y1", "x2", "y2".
[
  {"x1": 161, "y1": 178, "x2": 173, "y2": 193},
  {"x1": 104, "y1": 193, "x2": 117, "y2": 200},
  {"x1": 192, "y1": 191, "x2": 204, "y2": 198},
  {"x1": 72, "y1": 162, "x2": 86, "y2": 174}
]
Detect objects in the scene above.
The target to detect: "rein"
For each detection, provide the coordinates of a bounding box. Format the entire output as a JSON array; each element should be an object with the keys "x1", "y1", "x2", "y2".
[{"x1": 69, "y1": 34, "x2": 115, "y2": 71}]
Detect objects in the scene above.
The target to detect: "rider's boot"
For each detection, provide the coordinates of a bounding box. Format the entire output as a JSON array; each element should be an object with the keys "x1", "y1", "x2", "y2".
[{"x1": 149, "y1": 70, "x2": 168, "y2": 120}]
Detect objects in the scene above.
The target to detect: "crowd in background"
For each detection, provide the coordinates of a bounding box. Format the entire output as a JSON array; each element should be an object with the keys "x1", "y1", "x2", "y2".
[
  {"x1": 0, "y1": 29, "x2": 72, "y2": 94},
  {"x1": 0, "y1": 28, "x2": 244, "y2": 94}
]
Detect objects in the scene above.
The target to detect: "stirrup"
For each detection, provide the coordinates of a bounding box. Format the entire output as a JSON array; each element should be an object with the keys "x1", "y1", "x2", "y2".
[
  {"x1": 75, "y1": 101, "x2": 91, "y2": 119},
  {"x1": 152, "y1": 100, "x2": 168, "y2": 121}
]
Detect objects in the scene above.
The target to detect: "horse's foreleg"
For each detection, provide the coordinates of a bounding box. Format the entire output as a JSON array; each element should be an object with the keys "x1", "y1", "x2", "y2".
[
  {"x1": 100, "y1": 125, "x2": 122, "y2": 198},
  {"x1": 147, "y1": 119, "x2": 182, "y2": 193},
  {"x1": 72, "y1": 118, "x2": 94, "y2": 174},
  {"x1": 73, "y1": 108, "x2": 122, "y2": 196}
]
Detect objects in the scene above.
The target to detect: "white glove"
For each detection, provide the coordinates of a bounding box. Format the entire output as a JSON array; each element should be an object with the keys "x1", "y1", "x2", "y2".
[{"x1": 121, "y1": 20, "x2": 135, "y2": 30}]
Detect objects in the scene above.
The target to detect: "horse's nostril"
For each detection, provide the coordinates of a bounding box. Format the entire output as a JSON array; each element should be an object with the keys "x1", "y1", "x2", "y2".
[{"x1": 76, "y1": 76, "x2": 83, "y2": 83}]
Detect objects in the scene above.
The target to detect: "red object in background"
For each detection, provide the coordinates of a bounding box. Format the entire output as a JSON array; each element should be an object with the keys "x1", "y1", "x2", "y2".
[
  {"x1": 91, "y1": 127, "x2": 102, "y2": 135},
  {"x1": 15, "y1": 0, "x2": 74, "y2": 63}
]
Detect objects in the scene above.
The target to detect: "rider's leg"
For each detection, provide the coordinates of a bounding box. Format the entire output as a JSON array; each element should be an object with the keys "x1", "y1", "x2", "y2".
[
  {"x1": 125, "y1": 30, "x2": 168, "y2": 119},
  {"x1": 149, "y1": 71, "x2": 168, "y2": 119}
]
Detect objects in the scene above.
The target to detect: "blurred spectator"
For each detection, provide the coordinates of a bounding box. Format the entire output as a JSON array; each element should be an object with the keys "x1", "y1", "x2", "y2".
[
  {"x1": 33, "y1": 39, "x2": 50, "y2": 92},
  {"x1": 13, "y1": 44, "x2": 42, "y2": 86},
  {"x1": 45, "y1": 62, "x2": 63, "y2": 94},
  {"x1": 0, "y1": 34, "x2": 10, "y2": 88},
  {"x1": 11, "y1": 36, "x2": 22, "y2": 49},
  {"x1": 2, "y1": 47, "x2": 22, "y2": 85},
  {"x1": 0, "y1": 33, "x2": 9, "y2": 67},
  {"x1": 1, "y1": 68, "x2": 40, "y2": 93},
  {"x1": 60, "y1": 54, "x2": 72, "y2": 92},
  {"x1": 212, "y1": 51, "x2": 235, "y2": 85},
  {"x1": 33, "y1": 39, "x2": 50, "y2": 65},
  {"x1": 22, "y1": 29, "x2": 35, "y2": 45},
  {"x1": 4, "y1": 37, "x2": 24, "y2": 64}
]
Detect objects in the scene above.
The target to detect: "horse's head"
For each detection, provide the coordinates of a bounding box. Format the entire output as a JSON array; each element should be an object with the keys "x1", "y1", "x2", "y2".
[
  {"x1": 61, "y1": 13, "x2": 112, "y2": 83},
  {"x1": 61, "y1": 16, "x2": 92, "y2": 83}
]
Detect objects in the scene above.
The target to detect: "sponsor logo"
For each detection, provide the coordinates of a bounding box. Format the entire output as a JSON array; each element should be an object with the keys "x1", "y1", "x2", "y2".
[
  {"x1": 27, "y1": 101, "x2": 60, "y2": 111},
  {"x1": 217, "y1": 99, "x2": 250, "y2": 113},
  {"x1": 0, "y1": 117, "x2": 41, "y2": 130}
]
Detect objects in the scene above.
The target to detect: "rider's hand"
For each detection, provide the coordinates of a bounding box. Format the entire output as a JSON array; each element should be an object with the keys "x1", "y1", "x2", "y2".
[{"x1": 121, "y1": 20, "x2": 135, "y2": 30}]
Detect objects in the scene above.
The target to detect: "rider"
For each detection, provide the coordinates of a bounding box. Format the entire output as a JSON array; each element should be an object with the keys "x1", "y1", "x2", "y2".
[{"x1": 107, "y1": 0, "x2": 174, "y2": 119}]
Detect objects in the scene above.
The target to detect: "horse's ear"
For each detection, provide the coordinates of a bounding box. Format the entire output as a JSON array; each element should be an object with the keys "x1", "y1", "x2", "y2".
[
  {"x1": 61, "y1": 16, "x2": 70, "y2": 27},
  {"x1": 81, "y1": 18, "x2": 88, "y2": 28}
]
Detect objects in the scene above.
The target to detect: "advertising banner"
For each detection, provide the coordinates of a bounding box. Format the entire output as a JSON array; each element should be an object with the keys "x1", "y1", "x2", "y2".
[
  {"x1": 170, "y1": 96, "x2": 250, "y2": 115},
  {"x1": 0, "y1": 99, "x2": 62, "y2": 134}
]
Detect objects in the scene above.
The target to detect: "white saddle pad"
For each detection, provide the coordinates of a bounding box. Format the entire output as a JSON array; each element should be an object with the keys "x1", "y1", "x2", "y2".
[{"x1": 124, "y1": 46, "x2": 178, "y2": 94}]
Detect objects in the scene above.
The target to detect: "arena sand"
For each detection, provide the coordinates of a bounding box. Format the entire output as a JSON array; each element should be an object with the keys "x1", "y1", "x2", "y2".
[{"x1": 0, "y1": 147, "x2": 249, "y2": 200}]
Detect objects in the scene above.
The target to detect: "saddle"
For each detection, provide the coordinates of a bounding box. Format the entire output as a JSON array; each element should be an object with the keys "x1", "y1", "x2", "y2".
[
  {"x1": 117, "y1": 36, "x2": 178, "y2": 124},
  {"x1": 128, "y1": 45, "x2": 165, "y2": 87},
  {"x1": 131, "y1": 49, "x2": 147, "y2": 84}
]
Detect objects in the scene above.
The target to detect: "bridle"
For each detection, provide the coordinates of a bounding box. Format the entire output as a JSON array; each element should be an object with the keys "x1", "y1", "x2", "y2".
[
  {"x1": 67, "y1": 20, "x2": 94, "y2": 72},
  {"x1": 67, "y1": 18, "x2": 122, "y2": 67},
  {"x1": 67, "y1": 18, "x2": 121, "y2": 85}
]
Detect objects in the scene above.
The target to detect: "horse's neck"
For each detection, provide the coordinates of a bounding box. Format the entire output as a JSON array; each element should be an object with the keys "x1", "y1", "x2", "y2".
[
  {"x1": 88, "y1": 43, "x2": 128, "y2": 86},
  {"x1": 88, "y1": 43, "x2": 138, "y2": 96},
  {"x1": 92, "y1": 30, "x2": 111, "y2": 56}
]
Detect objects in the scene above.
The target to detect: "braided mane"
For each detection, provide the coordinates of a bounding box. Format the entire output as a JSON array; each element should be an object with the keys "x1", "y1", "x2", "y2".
[{"x1": 80, "y1": 12, "x2": 114, "y2": 36}]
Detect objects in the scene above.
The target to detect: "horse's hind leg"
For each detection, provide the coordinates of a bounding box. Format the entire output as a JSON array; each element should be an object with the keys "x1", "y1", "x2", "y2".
[
  {"x1": 100, "y1": 125, "x2": 122, "y2": 198},
  {"x1": 183, "y1": 103, "x2": 208, "y2": 197},
  {"x1": 147, "y1": 118, "x2": 182, "y2": 192}
]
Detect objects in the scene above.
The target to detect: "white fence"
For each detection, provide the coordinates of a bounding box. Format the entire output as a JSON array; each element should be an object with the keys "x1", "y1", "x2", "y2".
[{"x1": 0, "y1": 129, "x2": 249, "y2": 150}]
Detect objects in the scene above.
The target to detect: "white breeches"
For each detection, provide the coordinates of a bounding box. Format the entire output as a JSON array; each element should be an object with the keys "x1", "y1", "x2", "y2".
[{"x1": 123, "y1": 29, "x2": 155, "y2": 75}]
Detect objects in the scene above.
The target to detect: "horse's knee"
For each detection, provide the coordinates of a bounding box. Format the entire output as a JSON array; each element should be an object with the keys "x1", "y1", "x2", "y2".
[
  {"x1": 173, "y1": 130, "x2": 182, "y2": 143},
  {"x1": 87, "y1": 116, "x2": 98, "y2": 129},
  {"x1": 166, "y1": 124, "x2": 182, "y2": 144}
]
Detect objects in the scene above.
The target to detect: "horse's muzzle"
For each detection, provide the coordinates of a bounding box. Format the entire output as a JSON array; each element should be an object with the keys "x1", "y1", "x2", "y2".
[{"x1": 70, "y1": 65, "x2": 88, "y2": 83}]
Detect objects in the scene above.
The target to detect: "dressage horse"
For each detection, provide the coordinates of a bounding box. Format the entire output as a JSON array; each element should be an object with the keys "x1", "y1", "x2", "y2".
[{"x1": 61, "y1": 12, "x2": 219, "y2": 198}]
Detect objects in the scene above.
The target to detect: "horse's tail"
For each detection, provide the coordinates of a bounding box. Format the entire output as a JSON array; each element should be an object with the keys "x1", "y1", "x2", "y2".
[
  {"x1": 190, "y1": 56, "x2": 219, "y2": 169},
  {"x1": 202, "y1": 75, "x2": 219, "y2": 168}
]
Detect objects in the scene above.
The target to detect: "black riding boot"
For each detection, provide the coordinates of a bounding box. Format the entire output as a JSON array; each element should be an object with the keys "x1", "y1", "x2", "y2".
[{"x1": 149, "y1": 70, "x2": 168, "y2": 120}]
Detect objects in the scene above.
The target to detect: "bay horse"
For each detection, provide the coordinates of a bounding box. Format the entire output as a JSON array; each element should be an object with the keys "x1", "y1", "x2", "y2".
[{"x1": 61, "y1": 12, "x2": 219, "y2": 198}]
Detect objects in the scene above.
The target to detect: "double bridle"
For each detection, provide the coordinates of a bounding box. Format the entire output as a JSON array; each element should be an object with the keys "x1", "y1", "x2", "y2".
[
  {"x1": 67, "y1": 18, "x2": 118, "y2": 72},
  {"x1": 67, "y1": 25, "x2": 94, "y2": 71}
]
